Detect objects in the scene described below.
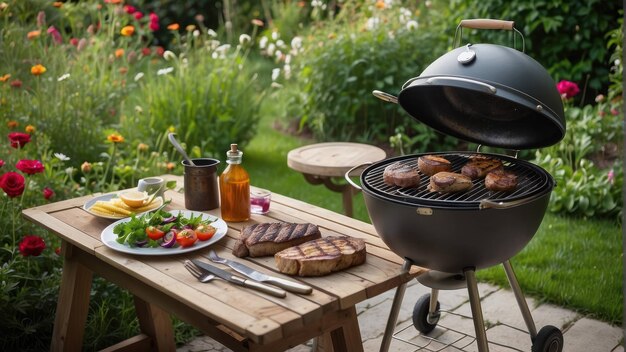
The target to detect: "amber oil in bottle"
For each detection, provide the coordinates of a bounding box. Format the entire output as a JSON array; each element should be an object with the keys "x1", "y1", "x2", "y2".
[{"x1": 219, "y1": 144, "x2": 250, "y2": 222}]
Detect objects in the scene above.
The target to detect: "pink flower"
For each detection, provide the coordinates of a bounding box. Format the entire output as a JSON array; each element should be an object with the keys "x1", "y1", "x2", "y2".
[
  {"x1": 0, "y1": 172, "x2": 25, "y2": 197},
  {"x1": 47, "y1": 26, "x2": 62, "y2": 44},
  {"x1": 611, "y1": 108, "x2": 619, "y2": 116},
  {"x1": 43, "y1": 187, "x2": 55, "y2": 200},
  {"x1": 19, "y1": 235, "x2": 46, "y2": 257},
  {"x1": 124, "y1": 5, "x2": 136, "y2": 14},
  {"x1": 607, "y1": 170, "x2": 615, "y2": 185},
  {"x1": 69, "y1": 37, "x2": 79, "y2": 46},
  {"x1": 0, "y1": 160, "x2": 4, "y2": 168},
  {"x1": 37, "y1": 11, "x2": 46, "y2": 27},
  {"x1": 556, "y1": 80, "x2": 580, "y2": 99},
  {"x1": 134, "y1": 12, "x2": 144, "y2": 20},
  {"x1": 16, "y1": 159, "x2": 45, "y2": 175},
  {"x1": 8, "y1": 132, "x2": 31, "y2": 148},
  {"x1": 149, "y1": 12, "x2": 159, "y2": 31}
]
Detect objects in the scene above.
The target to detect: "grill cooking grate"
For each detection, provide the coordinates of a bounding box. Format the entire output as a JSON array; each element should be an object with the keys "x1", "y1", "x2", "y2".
[{"x1": 362, "y1": 152, "x2": 551, "y2": 208}]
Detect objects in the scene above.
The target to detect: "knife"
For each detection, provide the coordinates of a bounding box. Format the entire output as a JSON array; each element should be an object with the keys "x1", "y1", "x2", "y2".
[
  {"x1": 190, "y1": 259, "x2": 287, "y2": 298},
  {"x1": 207, "y1": 250, "x2": 313, "y2": 295}
]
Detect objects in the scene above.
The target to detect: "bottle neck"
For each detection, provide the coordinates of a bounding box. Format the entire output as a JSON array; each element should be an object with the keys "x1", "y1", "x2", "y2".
[{"x1": 226, "y1": 150, "x2": 243, "y2": 165}]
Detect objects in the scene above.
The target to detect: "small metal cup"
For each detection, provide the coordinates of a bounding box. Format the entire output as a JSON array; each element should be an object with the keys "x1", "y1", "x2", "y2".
[{"x1": 182, "y1": 158, "x2": 220, "y2": 211}]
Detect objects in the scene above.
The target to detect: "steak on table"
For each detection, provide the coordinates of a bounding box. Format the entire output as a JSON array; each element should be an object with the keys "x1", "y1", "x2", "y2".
[
  {"x1": 274, "y1": 236, "x2": 366, "y2": 277},
  {"x1": 232, "y1": 223, "x2": 322, "y2": 258}
]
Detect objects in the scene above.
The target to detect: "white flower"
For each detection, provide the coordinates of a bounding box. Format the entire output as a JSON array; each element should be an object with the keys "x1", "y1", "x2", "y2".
[
  {"x1": 406, "y1": 20, "x2": 418, "y2": 31},
  {"x1": 135, "y1": 105, "x2": 143, "y2": 114},
  {"x1": 207, "y1": 29, "x2": 218, "y2": 37},
  {"x1": 239, "y1": 34, "x2": 251, "y2": 45},
  {"x1": 271, "y1": 31, "x2": 279, "y2": 41},
  {"x1": 54, "y1": 152, "x2": 70, "y2": 161},
  {"x1": 163, "y1": 50, "x2": 177, "y2": 61},
  {"x1": 157, "y1": 67, "x2": 174, "y2": 75},
  {"x1": 271, "y1": 68, "x2": 280, "y2": 81},
  {"x1": 57, "y1": 73, "x2": 70, "y2": 82},
  {"x1": 366, "y1": 17, "x2": 380, "y2": 31},
  {"x1": 65, "y1": 167, "x2": 75, "y2": 177},
  {"x1": 259, "y1": 36, "x2": 268, "y2": 49},
  {"x1": 285, "y1": 54, "x2": 292, "y2": 64},
  {"x1": 208, "y1": 39, "x2": 221, "y2": 50},
  {"x1": 267, "y1": 43, "x2": 276, "y2": 56},
  {"x1": 271, "y1": 82, "x2": 283, "y2": 88},
  {"x1": 134, "y1": 72, "x2": 144, "y2": 82},
  {"x1": 215, "y1": 44, "x2": 231, "y2": 54},
  {"x1": 283, "y1": 64, "x2": 291, "y2": 79},
  {"x1": 275, "y1": 50, "x2": 283, "y2": 61},
  {"x1": 193, "y1": 29, "x2": 200, "y2": 38},
  {"x1": 290, "y1": 36, "x2": 303, "y2": 51},
  {"x1": 276, "y1": 39, "x2": 285, "y2": 48}
]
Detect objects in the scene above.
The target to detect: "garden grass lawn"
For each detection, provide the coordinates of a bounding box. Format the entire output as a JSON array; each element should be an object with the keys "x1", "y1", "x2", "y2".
[{"x1": 244, "y1": 109, "x2": 623, "y2": 325}]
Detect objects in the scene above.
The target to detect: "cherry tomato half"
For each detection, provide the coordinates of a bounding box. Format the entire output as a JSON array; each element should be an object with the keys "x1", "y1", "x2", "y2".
[
  {"x1": 176, "y1": 229, "x2": 198, "y2": 248},
  {"x1": 195, "y1": 224, "x2": 217, "y2": 241},
  {"x1": 145, "y1": 225, "x2": 165, "y2": 240}
]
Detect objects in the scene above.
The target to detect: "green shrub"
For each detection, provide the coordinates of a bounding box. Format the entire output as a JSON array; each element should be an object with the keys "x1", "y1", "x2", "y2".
[
  {"x1": 272, "y1": 2, "x2": 458, "y2": 151},
  {"x1": 121, "y1": 28, "x2": 265, "y2": 158},
  {"x1": 447, "y1": 0, "x2": 621, "y2": 105}
]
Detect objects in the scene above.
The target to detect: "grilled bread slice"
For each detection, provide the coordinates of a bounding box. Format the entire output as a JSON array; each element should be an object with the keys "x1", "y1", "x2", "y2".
[
  {"x1": 275, "y1": 236, "x2": 366, "y2": 276},
  {"x1": 417, "y1": 155, "x2": 452, "y2": 176},
  {"x1": 461, "y1": 157, "x2": 503, "y2": 179},
  {"x1": 485, "y1": 169, "x2": 518, "y2": 192},
  {"x1": 428, "y1": 172, "x2": 473, "y2": 193},
  {"x1": 233, "y1": 223, "x2": 322, "y2": 258},
  {"x1": 383, "y1": 161, "x2": 421, "y2": 188}
]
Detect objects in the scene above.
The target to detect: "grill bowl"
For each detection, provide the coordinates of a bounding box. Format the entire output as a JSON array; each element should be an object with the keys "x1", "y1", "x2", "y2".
[{"x1": 357, "y1": 152, "x2": 554, "y2": 273}]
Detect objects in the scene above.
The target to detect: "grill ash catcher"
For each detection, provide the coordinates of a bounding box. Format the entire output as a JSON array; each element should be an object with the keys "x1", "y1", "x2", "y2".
[{"x1": 346, "y1": 19, "x2": 566, "y2": 352}]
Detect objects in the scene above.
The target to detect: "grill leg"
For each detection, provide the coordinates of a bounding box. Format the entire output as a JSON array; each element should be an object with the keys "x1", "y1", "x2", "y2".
[
  {"x1": 502, "y1": 260, "x2": 538, "y2": 339},
  {"x1": 428, "y1": 288, "x2": 440, "y2": 324},
  {"x1": 379, "y1": 259, "x2": 412, "y2": 352},
  {"x1": 464, "y1": 268, "x2": 489, "y2": 352}
]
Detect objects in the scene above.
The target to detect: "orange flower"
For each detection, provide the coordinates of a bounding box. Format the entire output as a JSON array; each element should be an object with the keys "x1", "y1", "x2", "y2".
[
  {"x1": 31, "y1": 64, "x2": 47, "y2": 76},
  {"x1": 7, "y1": 120, "x2": 18, "y2": 129},
  {"x1": 119, "y1": 67, "x2": 128, "y2": 75},
  {"x1": 80, "y1": 161, "x2": 92, "y2": 173},
  {"x1": 27, "y1": 30, "x2": 41, "y2": 40},
  {"x1": 115, "y1": 48, "x2": 124, "y2": 58},
  {"x1": 52, "y1": 2, "x2": 63, "y2": 8},
  {"x1": 107, "y1": 133, "x2": 124, "y2": 143},
  {"x1": 375, "y1": 0, "x2": 385, "y2": 9},
  {"x1": 0, "y1": 74, "x2": 10, "y2": 82},
  {"x1": 104, "y1": 0, "x2": 122, "y2": 4},
  {"x1": 166, "y1": 162, "x2": 175, "y2": 171},
  {"x1": 120, "y1": 25, "x2": 134, "y2": 36},
  {"x1": 167, "y1": 23, "x2": 180, "y2": 31},
  {"x1": 25, "y1": 125, "x2": 35, "y2": 133},
  {"x1": 137, "y1": 143, "x2": 149, "y2": 152}
]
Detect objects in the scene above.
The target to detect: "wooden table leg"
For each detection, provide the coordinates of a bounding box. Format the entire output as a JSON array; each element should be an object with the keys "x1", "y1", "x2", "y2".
[
  {"x1": 51, "y1": 242, "x2": 93, "y2": 352},
  {"x1": 315, "y1": 306, "x2": 363, "y2": 352},
  {"x1": 134, "y1": 296, "x2": 176, "y2": 352}
]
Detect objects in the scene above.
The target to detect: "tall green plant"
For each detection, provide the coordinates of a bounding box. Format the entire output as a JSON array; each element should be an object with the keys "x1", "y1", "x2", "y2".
[{"x1": 123, "y1": 28, "x2": 265, "y2": 158}]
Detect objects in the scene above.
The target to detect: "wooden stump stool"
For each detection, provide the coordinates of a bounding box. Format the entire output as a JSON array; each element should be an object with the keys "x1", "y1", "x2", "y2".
[{"x1": 287, "y1": 142, "x2": 386, "y2": 217}]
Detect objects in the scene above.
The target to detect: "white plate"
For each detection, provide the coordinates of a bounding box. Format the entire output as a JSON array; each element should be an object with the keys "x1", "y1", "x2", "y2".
[
  {"x1": 83, "y1": 193, "x2": 164, "y2": 220},
  {"x1": 100, "y1": 210, "x2": 228, "y2": 255}
]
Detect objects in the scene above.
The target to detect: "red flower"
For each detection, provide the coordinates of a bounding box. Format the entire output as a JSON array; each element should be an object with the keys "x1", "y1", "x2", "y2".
[
  {"x1": 9, "y1": 132, "x2": 31, "y2": 148},
  {"x1": 0, "y1": 172, "x2": 25, "y2": 197},
  {"x1": 43, "y1": 187, "x2": 55, "y2": 200},
  {"x1": 141, "y1": 47, "x2": 152, "y2": 56},
  {"x1": 16, "y1": 159, "x2": 45, "y2": 175},
  {"x1": 19, "y1": 235, "x2": 46, "y2": 257},
  {"x1": 124, "y1": 5, "x2": 136, "y2": 14},
  {"x1": 55, "y1": 247, "x2": 61, "y2": 255},
  {"x1": 0, "y1": 159, "x2": 4, "y2": 168},
  {"x1": 69, "y1": 37, "x2": 79, "y2": 46},
  {"x1": 134, "y1": 12, "x2": 143, "y2": 20},
  {"x1": 149, "y1": 12, "x2": 159, "y2": 31},
  {"x1": 556, "y1": 80, "x2": 580, "y2": 99},
  {"x1": 10, "y1": 79, "x2": 22, "y2": 88}
]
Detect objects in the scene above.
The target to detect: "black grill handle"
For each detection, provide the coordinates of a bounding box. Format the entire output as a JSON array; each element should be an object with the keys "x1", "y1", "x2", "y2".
[{"x1": 344, "y1": 162, "x2": 372, "y2": 191}]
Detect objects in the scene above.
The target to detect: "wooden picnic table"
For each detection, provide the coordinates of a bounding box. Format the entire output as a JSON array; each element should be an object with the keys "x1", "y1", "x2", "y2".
[{"x1": 22, "y1": 175, "x2": 424, "y2": 352}]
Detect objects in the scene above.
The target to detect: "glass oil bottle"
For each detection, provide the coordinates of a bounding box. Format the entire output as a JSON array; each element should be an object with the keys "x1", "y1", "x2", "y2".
[{"x1": 219, "y1": 144, "x2": 250, "y2": 222}]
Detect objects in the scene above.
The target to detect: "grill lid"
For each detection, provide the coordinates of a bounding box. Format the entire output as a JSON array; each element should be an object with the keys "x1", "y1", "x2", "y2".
[
  {"x1": 361, "y1": 152, "x2": 554, "y2": 209},
  {"x1": 396, "y1": 44, "x2": 565, "y2": 149}
]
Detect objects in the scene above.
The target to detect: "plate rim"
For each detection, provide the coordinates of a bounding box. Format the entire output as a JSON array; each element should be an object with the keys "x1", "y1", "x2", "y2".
[
  {"x1": 83, "y1": 193, "x2": 164, "y2": 220},
  {"x1": 100, "y1": 209, "x2": 227, "y2": 256}
]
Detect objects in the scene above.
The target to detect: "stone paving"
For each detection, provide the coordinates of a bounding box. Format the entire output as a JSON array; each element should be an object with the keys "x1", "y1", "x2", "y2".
[{"x1": 178, "y1": 279, "x2": 624, "y2": 352}]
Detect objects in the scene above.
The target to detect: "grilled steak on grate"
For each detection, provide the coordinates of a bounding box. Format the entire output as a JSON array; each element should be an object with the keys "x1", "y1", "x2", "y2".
[
  {"x1": 428, "y1": 172, "x2": 473, "y2": 193},
  {"x1": 383, "y1": 161, "x2": 421, "y2": 188},
  {"x1": 461, "y1": 156, "x2": 503, "y2": 179},
  {"x1": 417, "y1": 155, "x2": 452, "y2": 176},
  {"x1": 485, "y1": 169, "x2": 518, "y2": 192}
]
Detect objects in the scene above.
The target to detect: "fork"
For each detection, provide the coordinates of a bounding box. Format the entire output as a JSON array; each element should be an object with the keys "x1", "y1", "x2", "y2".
[{"x1": 184, "y1": 260, "x2": 215, "y2": 283}]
